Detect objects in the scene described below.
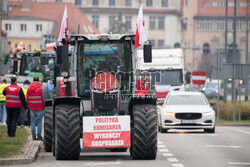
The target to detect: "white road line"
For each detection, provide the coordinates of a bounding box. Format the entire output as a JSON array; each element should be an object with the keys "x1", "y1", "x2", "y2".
[
  {"x1": 223, "y1": 127, "x2": 250, "y2": 135},
  {"x1": 158, "y1": 148, "x2": 169, "y2": 152},
  {"x1": 228, "y1": 162, "x2": 250, "y2": 165},
  {"x1": 85, "y1": 161, "x2": 121, "y2": 166},
  {"x1": 158, "y1": 145, "x2": 166, "y2": 148},
  {"x1": 158, "y1": 141, "x2": 163, "y2": 144},
  {"x1": 167, "y1": 158, "x2": 179, "y2": 162},
  {"x1": 172, "y1": 163, "x2": 185, "y2": 167},
  {"x1": 206, "y1": 145, "x2": 242, "y2": 149},
  {"x1": 162, "y1": 153, "x2": 173, "y2": 157}
]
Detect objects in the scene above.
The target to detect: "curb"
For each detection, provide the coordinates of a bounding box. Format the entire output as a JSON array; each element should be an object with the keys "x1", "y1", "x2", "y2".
[
  {"x1": 216, "y1": 123, "x2": 250, "y2": 127},
  {"x1": 0, "y1": 135, "x2": 43, "y2": 166}
]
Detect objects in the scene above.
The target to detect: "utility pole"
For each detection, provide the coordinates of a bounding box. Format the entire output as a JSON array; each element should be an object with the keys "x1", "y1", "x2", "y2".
[
  {"x1": 232, "y1": 0, "x2": 237, "y2": 121},
  {"x1": 245, "y1": 2, "x2": 249, "y2": 101},
  {"x1": 224, "y1": 0, "x2": 229, "y2": 101}
]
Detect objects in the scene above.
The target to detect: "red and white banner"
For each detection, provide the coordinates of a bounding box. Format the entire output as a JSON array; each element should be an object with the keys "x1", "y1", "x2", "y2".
[
  {"x1": 191, "y1": 71, "x2": 207, "y2": 85},
  {"x1": 45, "y1": 42, "x2": 56, "y2": 50},
  {"x1": 58, "y1": 5, "x2": 68, "y2": 42},
  {"x1": 83, "y1": 116, "x2": 130, "y2": 148}
]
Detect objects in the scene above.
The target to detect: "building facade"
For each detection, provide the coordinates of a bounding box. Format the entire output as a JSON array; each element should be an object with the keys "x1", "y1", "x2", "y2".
[
  {"x1": 3, "y1": 0, "x2": 99, "y2": 51},
  {"x1": 182, "y1": 0, "x2": 249, "y2": 75},
  {"x1": 78, "y1": 0, "x2": 182, "y2": 48},
  {"x1": 0, "y1": 0, "x2": 9, "y2": 58}
]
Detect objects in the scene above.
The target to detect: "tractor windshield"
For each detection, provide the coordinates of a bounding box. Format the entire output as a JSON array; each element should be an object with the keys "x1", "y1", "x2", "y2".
[
  {"x1": 20, "y1": 54, "x2": 55, "y2": 82},
  {"x1": 77, "y1": 41, "x2": 132, "y2": 98}
]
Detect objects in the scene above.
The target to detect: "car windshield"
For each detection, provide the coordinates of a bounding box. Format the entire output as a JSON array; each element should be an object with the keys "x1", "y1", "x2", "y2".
[
  {"x1": 147, "y1": 69, "x2": 183, "y2": 86},
  {"x1": 166, "y1": 95, "x2": 208, "y2": 105}
]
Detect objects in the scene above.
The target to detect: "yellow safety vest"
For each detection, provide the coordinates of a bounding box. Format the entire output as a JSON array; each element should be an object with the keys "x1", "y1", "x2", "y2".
[
  {"x1": 0, "y1": 84, "x2": 9, "y2": 101},
  {"x1": 22, "y1": 87, "x2": 28, "y2": 98}
]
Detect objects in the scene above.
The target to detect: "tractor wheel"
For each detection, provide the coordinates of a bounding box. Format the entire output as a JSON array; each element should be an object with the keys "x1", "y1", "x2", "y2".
[
  {"x1": 110, "y1": 148, "x2": 128, "y2": 152},
  {"x1": 44, "y1": 106, "x2": 53, "y2": 152},
  {"x1": 54, "y1": 104, "x2": 81, "y2": 160},
  {"x1": 130, "y1": 105, "x2": 157, "y2": 160}
]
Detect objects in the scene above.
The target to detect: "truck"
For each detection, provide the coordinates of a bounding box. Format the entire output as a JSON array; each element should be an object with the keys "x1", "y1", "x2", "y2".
[
  {"x1": 43, "y1": 34, "x2": 158, "y2": 160},
  {"x1": 136, "y1": 48, "x2": 185, "y2": 101}
]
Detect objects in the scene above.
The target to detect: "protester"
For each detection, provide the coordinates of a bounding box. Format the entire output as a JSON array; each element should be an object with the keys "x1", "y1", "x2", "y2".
[
  {"x1": 19, "y1": 80, "x2": 31, "y2": 127},
  {"x1": 27, "y1": 76, "x2": 44, "y2": 140},
  {"x1": 0, "y1": 79, "x2": 8, "y2": 125},
  {"x1": 3, "y1": 77, "x2": 28, "y2": 137},
  {"x1": 47, "y1": 79, "x2": 54, "y2": 98}
]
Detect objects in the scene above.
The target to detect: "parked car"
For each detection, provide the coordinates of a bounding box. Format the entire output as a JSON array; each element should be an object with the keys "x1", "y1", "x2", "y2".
[{"x1": 158, "y1": 91, "x2": 215, "y2": 133}]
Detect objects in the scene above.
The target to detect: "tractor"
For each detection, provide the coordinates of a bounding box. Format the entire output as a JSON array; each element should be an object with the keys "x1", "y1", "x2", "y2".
[{"x1": 44, "y1": 34, "x2": 157, "y2": 160}]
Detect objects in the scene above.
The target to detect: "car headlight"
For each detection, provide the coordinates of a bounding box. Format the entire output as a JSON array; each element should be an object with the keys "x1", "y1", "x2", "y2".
[
  {"x1": 163, "y1": 111, "x2": 175, "y2": 116},
  {"x1": 203, "y1": 111, "x2": 214, "y2": 116}
]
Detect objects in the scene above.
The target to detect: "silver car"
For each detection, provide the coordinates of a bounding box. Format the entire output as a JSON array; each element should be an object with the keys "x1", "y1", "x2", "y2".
[{"x1": 158, "y1": 91, "x2": 215, "y2": 133}]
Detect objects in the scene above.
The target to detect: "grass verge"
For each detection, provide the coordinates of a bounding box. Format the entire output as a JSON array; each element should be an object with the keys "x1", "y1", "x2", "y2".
[{"x1": 0, "y1": 126, "x2": 29, "y2": 158}]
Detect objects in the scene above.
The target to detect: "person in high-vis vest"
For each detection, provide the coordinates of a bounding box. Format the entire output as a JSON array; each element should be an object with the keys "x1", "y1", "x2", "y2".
[
  {"x1": 0, "y1": 79, "x2": 8, "y2": 125},
  {"x1": 19, "y1": 80, "x2": 31, "y2": 127},
  {"x1": 3, "y1": 77, "x2": 28, "y2": 137},
  {"x1": 27, "y1": 76, "x2": 44, "y2": 140}
]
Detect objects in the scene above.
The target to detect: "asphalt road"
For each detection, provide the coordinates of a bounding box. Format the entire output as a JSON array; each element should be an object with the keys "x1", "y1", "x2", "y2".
[{"x1": 10, "y1": 126, "x2": 250, "y2": 167}]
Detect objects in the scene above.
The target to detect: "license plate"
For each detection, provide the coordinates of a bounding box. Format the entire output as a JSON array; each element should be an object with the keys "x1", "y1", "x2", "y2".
[{"x1": 181, "y1": 120, "x2": 197, "y2": 124}]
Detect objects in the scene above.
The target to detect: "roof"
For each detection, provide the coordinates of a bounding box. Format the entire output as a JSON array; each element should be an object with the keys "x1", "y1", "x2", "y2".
[
  {"x1": 195, "y1": 0, "x2": 250, "y2": 18},
  {"x1": 9, "y1": 1, "x2": 100, "y2": 36},
  {"x1": 168, "y1": 91, "x2": 204, "y2": 96}
]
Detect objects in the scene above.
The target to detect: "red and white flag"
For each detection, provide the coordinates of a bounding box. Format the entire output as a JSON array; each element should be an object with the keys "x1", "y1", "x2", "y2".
[
  {"x1": 134, "y1": 5, "x2": 147, "y2": 49},
  {"x1": 58, "y1": 6, "x2": 68, "y2": 42},
  {"x1": 16, "y1": 41, "x2": 24, "y2": 51},
  {"x1": 45, "y1": 42, "x2": 56, "y2": 50}
]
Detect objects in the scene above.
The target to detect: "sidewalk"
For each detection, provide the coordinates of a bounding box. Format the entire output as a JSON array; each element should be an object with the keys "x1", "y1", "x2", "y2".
[{"x1": 0, "y1": 128, "x2": 43, "y2": 166}]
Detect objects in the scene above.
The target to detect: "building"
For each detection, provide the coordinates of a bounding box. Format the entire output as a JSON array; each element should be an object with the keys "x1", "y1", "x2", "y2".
[
  {"x1": 2, "y1": 0, "x2": 99, "y2": 51},
  {"x1": 0, "y1": 0, "x2": 9, "y2": 58},
  {"x1": 77, "y1": 0, "x2": 182, "y2": 49},
  {"x1": 182, "y1": 0, "x2": 250, "y2": 75}
]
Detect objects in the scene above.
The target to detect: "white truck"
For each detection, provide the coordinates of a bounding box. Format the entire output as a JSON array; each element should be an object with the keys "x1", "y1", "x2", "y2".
[{"x1": 136, "y1": 48, "x2": 185, "y2": 101}]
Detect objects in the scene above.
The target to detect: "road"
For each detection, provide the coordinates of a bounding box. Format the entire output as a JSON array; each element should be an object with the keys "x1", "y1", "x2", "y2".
[{"x1": 10, "y1": 126, "x2": 250, "y2": 167}]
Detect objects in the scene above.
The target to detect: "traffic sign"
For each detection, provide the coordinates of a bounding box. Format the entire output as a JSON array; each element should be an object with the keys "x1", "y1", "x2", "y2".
[{"x1": 191, "y1": 71, "x2": 207, "y2": 85}]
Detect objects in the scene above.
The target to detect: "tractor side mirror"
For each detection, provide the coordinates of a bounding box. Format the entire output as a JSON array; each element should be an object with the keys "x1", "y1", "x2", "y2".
[
  {"x1": 56, "y1": 45, "x2": 63, "y2": 64},
  {"x1": 143, "y1": 43, "x2": 152, "y2": 63},
  {"x1": 40, "y1": 54, "x2": 49, "y2": 65}
]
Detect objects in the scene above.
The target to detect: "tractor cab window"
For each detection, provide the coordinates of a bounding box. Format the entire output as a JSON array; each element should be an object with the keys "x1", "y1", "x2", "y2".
[
  {"x1": 20, "y1": 54, "x2": 55, "y2": 82},
  {"x1": 78, "y1": 41, "x2": 132, "y2": 98}
]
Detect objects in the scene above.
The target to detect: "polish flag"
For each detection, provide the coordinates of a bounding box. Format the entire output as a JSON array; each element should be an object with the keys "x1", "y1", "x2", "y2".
[
  {"x1": 134, "y1": 5, "x2": 147, "y2": 49},
  {"x1": 45, "y1": 42, "x2": 56, "y2": 50},
  {"x1": 16, "y1": 41, "x2": 24, "y2": 50},
  {"x1": 58, "y1": 6, "x2": 68, "y2": 42}
]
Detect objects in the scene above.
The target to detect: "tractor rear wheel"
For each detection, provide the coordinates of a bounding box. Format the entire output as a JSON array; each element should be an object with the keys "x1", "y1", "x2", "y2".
[
  {"x1": 44, "y1": 106, "x2": 53, "y2": 152},
  {"x1": 54, "y1": 104, "x2": 81, "y2": 160},
  {"x1": 130, "y1": 105, "x2": 157, "y2": 160}
]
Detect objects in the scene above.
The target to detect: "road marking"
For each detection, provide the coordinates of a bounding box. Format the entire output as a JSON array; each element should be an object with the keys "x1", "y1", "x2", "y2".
[
  {"x1": 85, "y1": 161, "x2": 121, "y2": 166},
  {"x1": 167, "y1": 158, "x2": 179, "y2": 162},
  {"x1": 162, "y1": 153, "x2": 173, "y2": 157},
  {"x1": 223, "y1": 127, "x2": 250, "y2": 135},
  {"x1": 172, "y1": 164, "x2": 184, "y2": 167},
  {"x1": 158, "y1": 141, "x2": 163, "y2": 144},
  {"x1": 158, "y1": 145, "x2": 166, "y2": 148},
  {"x1": 206, "y1": 145, "x2": 242, "y2": 149},
  {"x1": 159, "y1": 148, "x2": 169, "y2": 152},
  {"x1": 228, "y1": 162, "x2": 250, "y2": 165}
]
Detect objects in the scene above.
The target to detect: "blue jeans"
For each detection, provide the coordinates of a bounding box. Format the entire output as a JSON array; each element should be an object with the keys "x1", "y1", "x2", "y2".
[
  {"x1": 30, "y1": 110, "x2": 44, "y2": 138},
  {"x1": 0, "y1": 101, "x2": 7, "y2": 124}
]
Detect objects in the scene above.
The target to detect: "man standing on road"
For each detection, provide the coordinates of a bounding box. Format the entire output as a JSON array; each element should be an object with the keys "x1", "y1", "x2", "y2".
[
  {"x1": 3, "y1": 77, "x2": 28, "y2": 137},
  {"x1": 27, "y1": 76, "x2": 44, "y2": 140},
  {"x1": 0, "y1": 79, "x2": 8, "y2": 125}
]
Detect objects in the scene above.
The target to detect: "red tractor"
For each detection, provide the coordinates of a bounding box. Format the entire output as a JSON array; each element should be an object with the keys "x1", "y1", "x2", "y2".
[{"x1": 44, "y1": 34, "x2": 157, "y2": 160}]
